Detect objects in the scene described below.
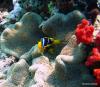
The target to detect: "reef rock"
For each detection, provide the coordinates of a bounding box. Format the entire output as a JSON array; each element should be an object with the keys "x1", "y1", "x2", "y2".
[
  {"x1": 40, "y1": 10, "x2": 85, "y2": 40},
  {"x1": 53, "y1": 40, "x2": 94, "y2": 87},
  {"x1": 93, "y1": 15, "x2": 100, "y2": 37},
  {"x1": 0, "y1": 59, "x2": 29, "y2": 87},
  {"x1": 0, "y1": 49, "x2": 8, "y2": 59},
  {"x1": 0, "y1": 56, "x2": 15, "y2": 74},
  {"x1": 60, "y1": 43, "x2": 87, "y2": 63},
  {"x1": 0, "y1": 0, "x2": 26, "y2": 28},
  {"x1": 0, "y1": 49, "x2": 16, "y2": 76},
  {"x1": 6, "y1": 0, "x2": 25, "y2": 22},
  {"x1": 29, "y1": 56, "x2": 54, "y2": 87},
  {"x1": 27, "y1": 55, "x2": 94, "y2": 87},
  {"x1": 23, "y1": 0, "x2": 48, "y2": 17},
  {"x1": 60, "y1": 34, "x2": 77, "y2": 55},
  {"x1": 0, "y1": 12, "x2": 43, "y2": 58},
  {"x1": 0, "y1": 51, "x2": 93, "y2": 87},
  {"x1": 20, "y1": 44, "x2": 42, "y2": 64},
  {"x1": 54, "y1": 55, "x2": 94, "y2": 87}
]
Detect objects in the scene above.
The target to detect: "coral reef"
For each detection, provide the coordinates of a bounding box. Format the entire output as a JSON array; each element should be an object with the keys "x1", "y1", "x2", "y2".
[
  {"x1": 20, "y1": 45, "x2": 41, "y2": 64},
  {"x1": 6, "y1": 0, "x2": 26, "y2": 22},
  {"x1": 93, "y1": 15, "x2": 100, "y2": 37},
  {"x1": 0, "y1": 0, "x2": 13, "y2": 11},
  {"x1": 0, "y1": 10, "x2": 85, "y2": 59},
  {"x1": 1, "y1": 55, "x2": 93, "y2": 87},
  {"x1": 40, "y1": 10, "x2": 85, "y2": 40},
  {"x1": 52, "y1": 0, "x2": 76, "y2": 14},
  {"x1": 0, "y1": 12, "x2": 43, "y2": 58},
  {"x1": 54, "y1": 55, "x2": 94, "y2": 87},
  {"x1": 0, "y1": 0, "x2": 26, "y2": 29},
  {"x1": 29, "y1": 56, "x2": 53, "y2": 87},
  {"x1": 75, "y1": 19, "x2": 100, "y2": 86},
  {"x1": 75, "y1": 19, "x2": 94, "y2": 44},
  {"x1": 0, "y1": 0, "x2": 100, "y2": 87},
  {"x1": 0, "y1": 56, "x2": 15, "y2": 73},
  {"x1": 60, "y1": 44, "x2": 86, "y2": 63},
  {"x1": 0, "y1": 59, "x2": 30, "y2": 87},
  {"x1": 0, "y1": 49, "x2": 16, "y2": 84}
]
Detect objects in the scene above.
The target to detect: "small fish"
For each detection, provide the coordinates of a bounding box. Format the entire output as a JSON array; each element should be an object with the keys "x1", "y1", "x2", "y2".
[
  {"x1": 38, "y1": 31, "x2": 77, "y2": 54},
  {"x1": 38, "y1": 37, "x2": 61, "y2": 54}
]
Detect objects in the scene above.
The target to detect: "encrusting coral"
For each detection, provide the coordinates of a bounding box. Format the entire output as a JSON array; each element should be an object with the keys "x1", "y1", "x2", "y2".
[
  {"x1": 0, "y1": 12, "x2": 43, "y2": 58},
  {"x1": 0, "y1": 59, "x2": 30, "y2": 87},
  {"x1": 0, "y1": 10, "x2": 85, "y2": 60},
  {"x1": 29, "y1": 56, "x2": 53, "y2": 87},
  {"x1": 20, "y1": 45, "x2": 42, "y2": 63},
  {"x1": 40, "y1": 10, "x2": 85, "y2": 40}
]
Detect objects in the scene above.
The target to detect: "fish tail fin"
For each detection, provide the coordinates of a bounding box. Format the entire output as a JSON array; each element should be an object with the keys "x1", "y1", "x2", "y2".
[{"x1": 53, "y1": 40, "x2": 61, "y2": 45}]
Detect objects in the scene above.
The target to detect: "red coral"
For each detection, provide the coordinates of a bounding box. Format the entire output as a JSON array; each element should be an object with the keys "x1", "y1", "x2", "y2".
[
  {"x1": 78, "y1": 20, "x2": 100, "y2": 86},
  {"x1": 81, "y1": 18, "x2": 89, "y2": 25},
  {"x1": 75, "y1": 19, "x2": 94, "y2": 44},
  {"x1": 93, "y1": 69, "x2": 100, "y2": 85},
  {"x1": 85, "y1": 48, "x2": 100, "y2": 67}
]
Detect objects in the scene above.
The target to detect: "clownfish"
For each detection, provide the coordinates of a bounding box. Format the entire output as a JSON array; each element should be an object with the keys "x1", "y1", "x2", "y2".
[{"x1": 38, "y1": 37, "x2": 61, "y2": 54}]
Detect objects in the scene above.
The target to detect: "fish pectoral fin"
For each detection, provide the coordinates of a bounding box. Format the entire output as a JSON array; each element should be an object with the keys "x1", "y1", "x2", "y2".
[{"x1": 45, "y1": 44, "x2": 51, "y2": 48}]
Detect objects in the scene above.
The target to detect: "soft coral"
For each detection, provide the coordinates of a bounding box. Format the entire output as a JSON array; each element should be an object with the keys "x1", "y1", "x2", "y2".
[
  {"x1": 93, "y1": 69, "x2": 100, "y2": 86},
  {"x1": 75, "y1": 19, "x2": 94, "y2": 44},
  {"x1": 85, "y1": 48, "x2": 100, "y2": 67}
]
